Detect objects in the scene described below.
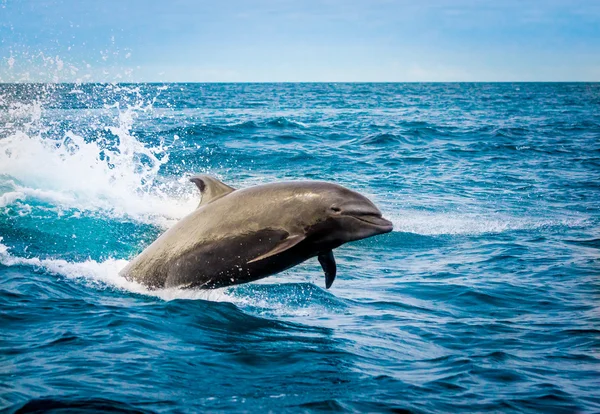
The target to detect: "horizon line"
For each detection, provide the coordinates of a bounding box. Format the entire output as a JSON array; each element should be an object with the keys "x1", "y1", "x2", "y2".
[{"x1": 1, "y1": 80, "x2": 598, "y2": 85}]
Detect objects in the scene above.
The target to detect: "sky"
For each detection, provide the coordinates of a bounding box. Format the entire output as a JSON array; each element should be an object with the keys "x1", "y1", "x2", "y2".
[{"x1": 0, "y1": 0, "x2": 599, "y2": 82}]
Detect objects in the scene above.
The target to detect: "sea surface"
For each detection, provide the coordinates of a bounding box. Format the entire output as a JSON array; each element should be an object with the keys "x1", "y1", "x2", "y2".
[{"x1": 0, "y1": 83, "x2": 598, "y2": 413}]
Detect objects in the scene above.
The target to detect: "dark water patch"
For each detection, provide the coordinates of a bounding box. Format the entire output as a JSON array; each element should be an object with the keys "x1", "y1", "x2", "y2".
[
  {"x1": 545, "y1": 352, "x2": 599, "y2": 363},
  {"x1": 7, "y1": 397, "x2": 157, "y2": 414},
  {"x1": 39, "y1": 333, "x2": 83, "y2": 348},
  {"x1": 471, "y1": 366, "x2": 528, "y2": 384},
  {"x1": 564, "y1": 237, "x2": 600, "y2": 249},
  {"x1": 164, "y1": 118, "x2": 310, "y2": 140},
  {"x1": 425, "y1": 374, "x2": 470, "y2": 392},
  {"x1": 358, "y1": 132, "x2": 403, "y2": 146},
  {"x1": 298, "y1": 399, "x2": 416, "y2": 413},
  {"x1": 160, "y1": 297, "x2": 331, "y2": 337},
  {"x1": 354, "y1": 299, "x2": 441, "y2": 315},
  {"x1": 507, "y1": 387, "x2": 582, "y2": 414},
  {"x1": 470, "y1": 350, "x2": 522, "y2": 363},
  {"x1": 0, "y1": 269, "x2": 97, "y2": 304}
]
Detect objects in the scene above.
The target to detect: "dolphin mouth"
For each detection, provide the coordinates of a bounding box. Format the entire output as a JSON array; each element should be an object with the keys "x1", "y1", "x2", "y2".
[{"x1": 349, "y1": 214, "x2": 394, "y2": 232}]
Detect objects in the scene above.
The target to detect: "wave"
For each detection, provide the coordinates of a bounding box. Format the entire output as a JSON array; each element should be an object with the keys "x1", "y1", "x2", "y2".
[
  {"x1": 0, "y1": 190, "x2": 25, "y2": 207},
  {"x1": 0, "y1": 238, "x2": 342, "y2": 316},
  {"x1": 358, "y1": 133, "x2": 404, "y2": 145},
  {"x1": 0, "y1": 101, "x2": 197, "y2": 227},
  {"x1": 0, "y1": 238, "x2": 234, "y2": 302},
  {"x1": 266, "y1": 117, "x2": 307, "y2": 129},
  {"x1": 164, "y1": 117, "x2": 307, "y2": 138},
  {"x1": 388, "y1": 211, "x2": 586, "y2": 236},
  {"x1": 6, "y1": 397, "x2": 155, "y2": 414}
]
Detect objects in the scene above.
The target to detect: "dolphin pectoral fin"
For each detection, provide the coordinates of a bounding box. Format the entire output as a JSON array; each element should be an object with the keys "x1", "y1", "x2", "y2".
[
  {"x1": 189, "y1": 174, "x2": 236, "y2": 208},
  {"x1": 318, "y1": 251, "x2": 336, "y2": 289},
  {"x1": 247, "y1": 234, "x2": 306, "y2": 264}
]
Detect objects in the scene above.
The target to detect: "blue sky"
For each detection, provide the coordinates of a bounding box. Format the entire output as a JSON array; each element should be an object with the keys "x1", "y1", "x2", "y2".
[{"x1": 1, "y1": 0, "x2": 599, "y2": 82}]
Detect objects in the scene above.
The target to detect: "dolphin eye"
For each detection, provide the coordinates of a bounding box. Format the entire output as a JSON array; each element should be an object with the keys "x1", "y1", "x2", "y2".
[{"x1": 331, "y1": 206, "x2": 341, "y2": 213}]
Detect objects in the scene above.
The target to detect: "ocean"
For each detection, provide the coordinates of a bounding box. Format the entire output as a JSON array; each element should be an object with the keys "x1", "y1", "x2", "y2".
[{"x1": 0, "y1": 83, "x2": 598, "y2": 413}]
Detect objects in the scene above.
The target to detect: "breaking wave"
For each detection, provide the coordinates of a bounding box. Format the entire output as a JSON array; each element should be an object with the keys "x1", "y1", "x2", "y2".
[{"x1": 0, "y1": 92, "x2": 197, "y2": 226}]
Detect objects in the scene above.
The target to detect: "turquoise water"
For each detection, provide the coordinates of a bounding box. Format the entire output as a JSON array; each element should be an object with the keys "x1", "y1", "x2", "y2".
[{"x1": 1, "y1": 83, "x2": 598, "y2": 413}]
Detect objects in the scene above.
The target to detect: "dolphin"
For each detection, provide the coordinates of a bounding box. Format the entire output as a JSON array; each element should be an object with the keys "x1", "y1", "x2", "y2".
[{"x1": 120, "y1": 175, "x2": 393, "y2": 289}]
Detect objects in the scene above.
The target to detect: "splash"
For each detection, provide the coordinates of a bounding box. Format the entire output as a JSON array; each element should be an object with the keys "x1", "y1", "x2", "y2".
[
  {"x1": 0, "y1": 238, "x2": 331, "y2": 315},
  {"x1": 0, "y1": 88, "x2": 197, "y2": 226},
  {"x1": 0, "y1": 237, "x2": 232, "y2": 302},
  {"x1": 0, "y1": 190, "x2": 24, "y2": 207}
]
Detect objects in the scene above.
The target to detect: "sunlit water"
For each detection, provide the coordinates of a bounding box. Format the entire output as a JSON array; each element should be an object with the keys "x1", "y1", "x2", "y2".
[{"x1": 1, "y1": 83, "x2": 598, "y2": 413}]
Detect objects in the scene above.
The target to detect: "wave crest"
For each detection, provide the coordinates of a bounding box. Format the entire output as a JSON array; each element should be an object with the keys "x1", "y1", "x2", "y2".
[{"x1": 0, "y1": 94, "x2": 197, "y2": 226}]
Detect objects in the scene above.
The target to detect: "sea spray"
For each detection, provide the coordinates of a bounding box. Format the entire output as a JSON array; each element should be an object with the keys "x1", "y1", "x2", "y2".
[{"x1": 0, "y1": 85, "x2": 197, "y2": 226}]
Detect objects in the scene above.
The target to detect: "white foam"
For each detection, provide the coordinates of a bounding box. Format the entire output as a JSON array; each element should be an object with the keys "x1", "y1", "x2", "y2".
[
  {"x1": 0, "y1": 238, "x2": 234, "y2": 302},
  {"x1": 0, "y1": 239, "x2": 328, "y2": 314},
  {"x1": 389, "y1": 210, "x2": 584, "y2": 235},
  {"x1": 0, "y1": 225, "x2": 346, "y2": 319},
  {"x1": 0, "y1": 191, "x2": 25, "y2": 207},
  {"x1": 0, "y1": 101, "x2": 197, "y2": 227}
]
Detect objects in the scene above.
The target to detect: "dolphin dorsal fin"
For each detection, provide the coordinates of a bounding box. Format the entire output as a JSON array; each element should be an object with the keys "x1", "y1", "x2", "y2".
[{"x1": 190, "y1": 175, "x2": 236, "y2": 208}]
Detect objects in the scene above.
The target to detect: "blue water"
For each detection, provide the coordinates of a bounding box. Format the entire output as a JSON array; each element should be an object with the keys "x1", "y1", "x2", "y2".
[{"x1": 0, "y1": 83, "x2": 598, "y2": 413}]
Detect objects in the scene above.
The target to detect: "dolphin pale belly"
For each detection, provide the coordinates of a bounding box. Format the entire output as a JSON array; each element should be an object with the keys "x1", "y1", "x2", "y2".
[{"x1": 120, "y1": 175, "x2": 393, "y2": 289}]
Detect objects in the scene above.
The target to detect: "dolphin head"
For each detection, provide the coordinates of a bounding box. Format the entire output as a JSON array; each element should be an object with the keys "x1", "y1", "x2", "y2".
[
  {"x1": 326, "y1": 186, "x2": 393, "y2": 241},
  {"x1": 299, "y1": 183, "x2": 393, "y2": 249}
]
